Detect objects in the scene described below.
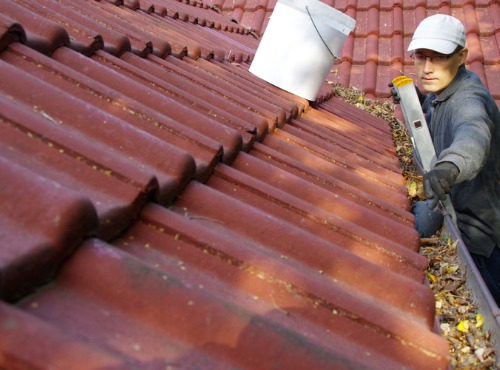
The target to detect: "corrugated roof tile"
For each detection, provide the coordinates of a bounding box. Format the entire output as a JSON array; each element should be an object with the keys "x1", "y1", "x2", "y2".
[
  {"x1": 0, "y1": 47, "x2": 197, "y2": 206},
  {"x1": 275, "y1": 124, "x2": 401, "y2": 187},
  {"x1": 167, "y1": 183, "x2": 432, "y2": 320},
  {"x1": 0, "y1": 300, "x2": 143, "y2": 369},
  {"x1": 0, "y1": 13, "x2": 25, "y2": 52},
  {"x1": 3, "y1": 0, "x2": 70, "y2": 55},
  {"x1": 125, "y1": 54, "x2": 265, "y2": 139},
  {"x1": 14, "y1": 0, "x2": 105, "y2": 56},
  {"x1": 50, "y1": 0, "x2": 133, "y2": 55},
  {"x1": 211, "y1": 158, "x2": 423, "y2": 276},
  {"x1": 95, "y1": 1, "x2": 173, "y2": 57},
  {"x1": 193, "y1": 58, "x2": 296, "y2": 125},
  {"x1": 11, "y1": 234, "x2": 447, "y2": 369},
  {"x1": 90, "y1": 52, "x2": 249, "y2": 156},
  {"x1": 0, "y1": 154, "x2": 97, "y2": 301},
  {"x1": 0, "y1": 117, "x2": 145, "y2": 241}
]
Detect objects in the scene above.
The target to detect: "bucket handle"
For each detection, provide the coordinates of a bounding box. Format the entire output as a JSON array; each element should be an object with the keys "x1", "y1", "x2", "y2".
[{"x1": 305, "y1": 6, "x2": 337, "y2": 59}]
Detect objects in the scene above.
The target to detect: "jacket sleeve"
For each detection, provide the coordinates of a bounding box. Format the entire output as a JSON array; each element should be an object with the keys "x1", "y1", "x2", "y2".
[{"x1": 436, "y1": 96, "x2": 493, "y2": 183}]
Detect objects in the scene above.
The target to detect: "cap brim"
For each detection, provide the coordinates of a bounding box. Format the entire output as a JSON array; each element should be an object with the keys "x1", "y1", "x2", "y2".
[{"x1": 408, "y1": 38, "x2": 457, "y2": 54}]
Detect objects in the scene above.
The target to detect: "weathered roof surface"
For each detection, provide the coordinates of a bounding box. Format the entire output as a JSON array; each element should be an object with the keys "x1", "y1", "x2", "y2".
[{"x1": 0, "y1": 0, "x2": 475, "y2": 368}]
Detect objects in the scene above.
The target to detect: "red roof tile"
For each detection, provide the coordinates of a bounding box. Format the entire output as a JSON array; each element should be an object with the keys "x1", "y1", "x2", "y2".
[
  {"x1": 2, "y1": 0, "x2": 495, "y2": 368},
  {"x1": 0, "y1": 113, "x2": 145, "y2": 241},
  {"x1": 0, "y1": 151, "x2": 97, "y2": 301}
]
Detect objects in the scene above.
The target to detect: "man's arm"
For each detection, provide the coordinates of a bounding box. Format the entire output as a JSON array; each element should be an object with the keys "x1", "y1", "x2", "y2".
[{"x1": 437, "y1": 96, "x2": 493, "y2": 184}]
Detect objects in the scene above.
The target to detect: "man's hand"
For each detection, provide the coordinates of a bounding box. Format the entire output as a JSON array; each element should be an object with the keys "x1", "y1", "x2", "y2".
[
  {"x1": 388, "y1": 82, "x2": 426, "y2": 105},
  {"x1": 423, "y1": 162, "x2": 459, "y2": 209},
  {"x1": 388, "y1": 82, "x2": 400, "y2": 104}
]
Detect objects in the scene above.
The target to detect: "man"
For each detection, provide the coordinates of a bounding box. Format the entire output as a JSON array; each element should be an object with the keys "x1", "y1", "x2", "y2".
[{"x1": 391, "y1": 14, "x2": 500, "y2": 305}]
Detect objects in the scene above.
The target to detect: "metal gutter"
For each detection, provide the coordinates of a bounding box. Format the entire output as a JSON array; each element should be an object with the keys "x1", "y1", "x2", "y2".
[{"x1": 442, "y1": 216, "x2": 500, "y2": 363}]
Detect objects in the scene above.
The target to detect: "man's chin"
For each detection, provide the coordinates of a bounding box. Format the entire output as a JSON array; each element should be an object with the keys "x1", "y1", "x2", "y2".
[{"x1": 420, "y1": 82, "x2": 440, "y2": 93}]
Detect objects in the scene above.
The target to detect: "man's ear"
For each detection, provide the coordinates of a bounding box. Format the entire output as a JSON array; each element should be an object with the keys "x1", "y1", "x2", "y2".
[{"x1": 458, "y1": 48, "x2": 468, "y2": 65}]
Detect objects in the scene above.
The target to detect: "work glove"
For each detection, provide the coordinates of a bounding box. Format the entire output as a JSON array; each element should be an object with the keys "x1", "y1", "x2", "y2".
[
  {"x1": 423, "y1": 162, "x2": 459, "y2": 209},
  {"x1": 388, "y1": 82, "x2": 400, "y2": 104},
  {"x1": 388, "y1": 82, "x2": 426, "y2": 105}
]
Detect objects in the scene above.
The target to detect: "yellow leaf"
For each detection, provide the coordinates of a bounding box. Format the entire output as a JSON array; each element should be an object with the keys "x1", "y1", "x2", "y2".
[
  {"x1": 447, "y1": 265, "x2": 459, "y2": 273},
  {"x1": 427, "y1": 272, "x2": 437, "y2": 283},
  {"x1": 476, "y1": 314, "x2": 484, "y2": 328},
  {"x1": 457, "y1": 320, "x2": 470, "y2": 332}
]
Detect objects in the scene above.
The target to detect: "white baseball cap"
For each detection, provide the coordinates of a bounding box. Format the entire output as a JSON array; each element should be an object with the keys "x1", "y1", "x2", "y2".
[{"x1": 408, "y1": 14, "x2": 466, "y2": 54}]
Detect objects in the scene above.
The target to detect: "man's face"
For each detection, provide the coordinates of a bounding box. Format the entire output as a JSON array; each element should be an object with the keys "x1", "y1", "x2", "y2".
[{"x1": 413, "y1": 48, "x2": 468, "y2": 94}]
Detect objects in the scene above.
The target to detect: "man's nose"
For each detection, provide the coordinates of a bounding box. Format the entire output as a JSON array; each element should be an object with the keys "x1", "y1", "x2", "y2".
[{"x1": 422, "y1": 58, "x2": 434, "y2": 72}]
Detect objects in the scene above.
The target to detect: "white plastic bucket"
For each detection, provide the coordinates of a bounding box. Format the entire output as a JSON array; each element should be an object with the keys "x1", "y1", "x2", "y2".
[{"x1": 249, "y1": 0, "x2": 355, "y2": 101}]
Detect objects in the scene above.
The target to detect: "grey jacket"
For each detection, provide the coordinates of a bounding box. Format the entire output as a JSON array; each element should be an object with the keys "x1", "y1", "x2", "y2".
[{"x1": 422, "y1": 65, "x2": 500, "y2": 257}]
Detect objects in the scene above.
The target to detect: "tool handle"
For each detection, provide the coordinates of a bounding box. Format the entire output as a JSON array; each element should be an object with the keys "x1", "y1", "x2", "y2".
[
  {"x1": 392, "y1": 76, "x2": 458, "y2": 225},
  {"x1": 392, "y1": 76, "x2": 437, "y2": 172}
]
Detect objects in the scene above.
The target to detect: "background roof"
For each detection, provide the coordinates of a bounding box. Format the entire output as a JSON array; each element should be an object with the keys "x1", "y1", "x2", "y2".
[{"x1": 222, "y1": 0, "x2": 500, "y2": 104}]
